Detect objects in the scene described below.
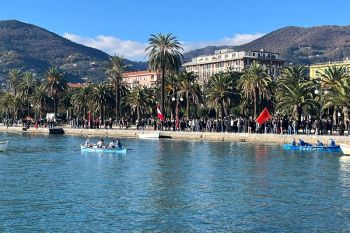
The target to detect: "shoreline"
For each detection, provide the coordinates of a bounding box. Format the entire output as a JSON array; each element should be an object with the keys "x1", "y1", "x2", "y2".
[{"x1": 1, "y1": 125, "x2": 350, "y2": 144}]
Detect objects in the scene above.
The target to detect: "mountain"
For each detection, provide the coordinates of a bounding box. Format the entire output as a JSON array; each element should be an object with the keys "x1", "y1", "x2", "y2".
[
  {"x1": 0, "y1": 20, "x2": 147, "y2": 84},
  {"x1": 183, "y1": 26, "x2": 350, "y2": 64}
]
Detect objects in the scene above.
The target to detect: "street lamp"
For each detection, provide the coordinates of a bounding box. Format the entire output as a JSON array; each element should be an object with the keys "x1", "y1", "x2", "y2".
[{"x1": 314, "y1": 89, "x2": 329, "y2": 119}]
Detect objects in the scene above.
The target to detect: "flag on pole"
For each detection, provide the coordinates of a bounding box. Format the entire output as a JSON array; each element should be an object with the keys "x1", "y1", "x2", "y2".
[
  {"x1": 157, "y1": 104, "x2": 165, "y2": 121},
  {"x1": 256, "y1": 107, "x2": 271, "y2": 125}
]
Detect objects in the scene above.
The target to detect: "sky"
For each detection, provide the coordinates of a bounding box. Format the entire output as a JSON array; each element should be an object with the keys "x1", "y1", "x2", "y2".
[{"x1": 1, "y1": 0, "x2": 350, "y2": 61}]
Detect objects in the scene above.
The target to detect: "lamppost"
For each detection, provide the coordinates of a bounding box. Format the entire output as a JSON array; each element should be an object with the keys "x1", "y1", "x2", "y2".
[
  {"x1": 172, "y1": 96, "x2": 183, "y2": 130},
  {"x1": 51, "y1": 97, "x2": 56, "y2": 119},
  {"x1": 314, "y1": 89, "x2": 329, "y2": 119}
]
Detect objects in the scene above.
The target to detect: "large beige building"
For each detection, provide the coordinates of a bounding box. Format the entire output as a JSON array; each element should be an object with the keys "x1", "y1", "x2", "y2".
[
  {"x1": 183, "y1": 48, "x2": 285, "y2": 84},
  {"x1": 309, "y1": 58, "x2": 350, "y2": 79},
  {"x1": 123, "y1": 71, "x2": 161, "y2": 88}
]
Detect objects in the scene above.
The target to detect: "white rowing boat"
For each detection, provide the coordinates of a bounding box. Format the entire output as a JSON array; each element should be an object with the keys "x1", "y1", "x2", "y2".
[
  {"x1": 340, "y1": 143, "x2": 350, "y2": 155},
  {"x1": 0, "y1": 141, "x2": 9, "y2": 152},
  {"x1": 138, "y1": 131, "x2": 160, "y2": 139}
]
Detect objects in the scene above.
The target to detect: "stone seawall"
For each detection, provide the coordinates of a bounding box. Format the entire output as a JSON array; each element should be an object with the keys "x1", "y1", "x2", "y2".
[{"x1": 1, "y1": 125, "x2": 350, "y2": 144}]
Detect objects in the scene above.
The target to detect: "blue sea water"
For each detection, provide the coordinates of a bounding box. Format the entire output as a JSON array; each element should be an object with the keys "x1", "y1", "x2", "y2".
[{"x1": 0, "y1": 132, "x2": 349, "y2": 232}]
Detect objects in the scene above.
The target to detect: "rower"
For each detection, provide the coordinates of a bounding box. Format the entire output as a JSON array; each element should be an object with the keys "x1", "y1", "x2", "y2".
[
  {"x1": 330, "y1": 139, "x2": 336, "y2": 147},
  {"x1": 84, "y1": 139, "x2": 92, "y2": 147},
  {"x1": 291, "y1": 138, "x2": 296, "y2": 146},
  {"x1": 299, "y1": 139, "x2": 312, "y2": 146},
  {"x1": 315, "y1": 140, "x2": 324, "y2": 147},
  {"x1": 116, "y1": 139, "x2": 122, "y2": 149},
  {"x1": 109, "y1": 140, "x2": 116, "y2": 148},
  {"x1": 96, "y1": 138, "x2": 105, "y2": 148}
]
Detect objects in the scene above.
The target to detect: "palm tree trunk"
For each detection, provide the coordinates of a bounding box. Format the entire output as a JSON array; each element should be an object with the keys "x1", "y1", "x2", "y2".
[
  {"x1": 220, "y1": 101, "x2": 224, "y2": 119},
  {"x1": 116, "y1": 80, "x2": 120, "y2": 122},
  {"x1": 186, "y1": 91, "x2": 189, "y2": 118},
  {"x1": 161, "y1": 64, "x2": 165, "y2": 129},
  {"x1": 253, "y1": 93, "x2": 257, "y2": 119},
  {"x1": 343, "y1": 106, "x2": 349, "y2": 124}
]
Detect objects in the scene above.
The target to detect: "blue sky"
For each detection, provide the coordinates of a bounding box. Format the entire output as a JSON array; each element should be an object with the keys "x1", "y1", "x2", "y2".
[{"x1": 1, "y1": 0, "x2": 350, "y2": 60}]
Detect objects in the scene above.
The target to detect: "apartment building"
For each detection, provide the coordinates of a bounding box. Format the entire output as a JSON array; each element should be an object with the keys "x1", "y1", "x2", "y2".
[{"x1": 183, "y1": 48, "x2": 285, "y2": 84}]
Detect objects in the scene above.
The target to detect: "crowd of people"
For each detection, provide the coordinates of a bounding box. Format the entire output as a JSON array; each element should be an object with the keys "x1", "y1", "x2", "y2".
[{"x1": 3, "y1": 115, "x2": 350, "y2": 136}]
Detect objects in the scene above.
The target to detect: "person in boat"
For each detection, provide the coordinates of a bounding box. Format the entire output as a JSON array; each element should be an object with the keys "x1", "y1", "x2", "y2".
[
  {"x1": 315, "y1": 140, "x2": 324, "y2": 147},
  {"x1": 330, "y1": 139, "x2": 336, "y2": 147},
  {"x1": 109, "y1": 140, "x2": 116, "y2": 148},
  {"x1": 291, "y1": 138, "x2": 296, "y2": 146},
  {"x1": 116, "y1": 139, "x2": 122, "y2": 149},
  {"x1": 299, "y1": 139, "x2": 312, "y2": 146},
  {"x1": 96, "y1": 138, "x2": 105, "y2": 148},
  {"x1": 84, "y1": 139, "x2": 92, "y2": 147}
]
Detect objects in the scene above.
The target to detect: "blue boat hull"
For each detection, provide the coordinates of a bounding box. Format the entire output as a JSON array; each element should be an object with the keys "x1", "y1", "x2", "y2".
[
  {"x1": 80, "y1": 145, "x2": 127, "y2": 153},
  {"x1": 283, "y1": 144, "x2": 341, "y2": 152}
]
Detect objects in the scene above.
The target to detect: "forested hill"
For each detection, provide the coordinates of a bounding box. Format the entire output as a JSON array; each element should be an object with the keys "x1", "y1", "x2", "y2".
[
  {"x1": 0, "y1": 20, "x2": 147, "y2": 83},
  {"x1": 183, "y1": 26, "x2": 350, "y2": 64}
]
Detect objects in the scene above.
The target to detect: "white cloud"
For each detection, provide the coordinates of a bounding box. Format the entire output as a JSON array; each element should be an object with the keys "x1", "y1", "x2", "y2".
[
  {"x1": 181, "y1": 33, "x2": 265, "y2": 52},
  {"x1": 63, "y1": 32, "x2": 265, "y2": 61}
]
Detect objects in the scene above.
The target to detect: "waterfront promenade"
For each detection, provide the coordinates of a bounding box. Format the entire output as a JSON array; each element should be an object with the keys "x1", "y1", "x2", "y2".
[{"x1": 1, "y1": 125, "x2": 350, "y2": 144}]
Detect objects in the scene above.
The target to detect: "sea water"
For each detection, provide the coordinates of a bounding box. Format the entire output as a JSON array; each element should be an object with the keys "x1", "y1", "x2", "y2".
[{"x1": 0, "y1": 132, "x2": 349, "y2": 232}]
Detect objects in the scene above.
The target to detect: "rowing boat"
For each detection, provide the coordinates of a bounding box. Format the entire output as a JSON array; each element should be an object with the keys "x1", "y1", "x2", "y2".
[
  {"x1": 340, "y1": 143, "x2": 350, "y2": 155},
  {"x1": 0, "y1": 141, "x2": 9, "y2": 152},
  {"x1": 80, "y1": 145, "x2": 127, "y2": 153},
  {"x1": 283, "y1": 144, "x2": 341, "y2": 152}
]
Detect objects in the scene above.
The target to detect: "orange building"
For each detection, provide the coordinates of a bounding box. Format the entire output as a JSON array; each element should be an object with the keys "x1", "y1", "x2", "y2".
[{"x1": 123, "y1": 71, "x2": 161, "y2": 88}]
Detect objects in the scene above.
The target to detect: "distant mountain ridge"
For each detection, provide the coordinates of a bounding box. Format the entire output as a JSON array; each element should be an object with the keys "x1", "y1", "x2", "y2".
[
  {"x1": 183, "y1": 25, "x2": 350, "y2": 64},
  {"x1": 0, "y1": 20, "x2": 147, "y2": 83}
]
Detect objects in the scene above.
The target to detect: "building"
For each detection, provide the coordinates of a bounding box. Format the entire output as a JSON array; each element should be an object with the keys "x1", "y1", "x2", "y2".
[
  {"x1": 183, "y1": 48, "x2": 285, "y2": 84},
  {"x1": 123, "y1": 71, "x2": 161, "y2": 88},
  {"x1": 309, "y1": 58, "x2": 350, "y2": 79}
]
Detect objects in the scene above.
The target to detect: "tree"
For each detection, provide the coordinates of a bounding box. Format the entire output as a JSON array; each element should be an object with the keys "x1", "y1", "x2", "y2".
[
  {"x1": 146, "y1": 33, "x2": 183, "y2": 124},
  {"x1": 43, "y1": 67, "x2": 67, "y2": 117},
  {"x1": 89, "y1": 83, "x2": 113, "y2": 120},
  {"x1": 237, "y1": 62, "x2": 272, "y2": 119},
  {"x1": 70, "y1": 86, "x2": 91, "y2": 119},
  {"x1": 106, "y1": 55, "x2": 125, "y2": 122},
  {"x1": 178, "y1": 71, "x2": 201, "y2": 118},
  {"x1": 275, "y1": 65, "x2": 318, "y2": 121},
  {"x1": 319, "y1": 66, "x2": 350, "y2": 123},
  {"x1": 206, "y1": 72, "x2": 235, "y2": 119},
  {"x1": 7, "y1": 69, "x2": 22, "y2": 96},
  {"x1": 126, "y1": 85, "x2": 154, "y2": 120},
  {"x1": 18, "y1": 72, "x2": 36, "y2": 116},
  {"x1": 31, "y1": 85, "x2": 49, "y2": 119}
]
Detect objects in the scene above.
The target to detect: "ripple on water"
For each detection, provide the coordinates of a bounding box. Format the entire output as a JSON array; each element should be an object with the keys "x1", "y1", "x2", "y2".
[{"x1": 0, "y1": 133, "x2": 349, "y2": 231}]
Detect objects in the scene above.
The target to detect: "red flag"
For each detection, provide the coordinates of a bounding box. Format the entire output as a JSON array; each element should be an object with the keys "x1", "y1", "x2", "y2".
[
  {"x1": 157, "y1": 105, "x2": 165, "y2": 121},
  {"x1": 256, "y1": 107, "x2": 271, "y2": 125}
]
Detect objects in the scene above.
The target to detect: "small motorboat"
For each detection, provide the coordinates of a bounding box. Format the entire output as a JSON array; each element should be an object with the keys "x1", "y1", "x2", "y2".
[
  {"x1": 80, "y1": 145, "x2": 127, "y2": 153},
  {"x1": 138, "y1": 131, "x2": 160, "y2": 139},
  {"x1": 0, "y1": 141, "x2": 9, "y2": 152},
  {"x1": 283, "y1": 144, "x2": 341, "y2": 152},
  {"x1": 340, "y1": 143, "x2": 350, "y2": 155}
]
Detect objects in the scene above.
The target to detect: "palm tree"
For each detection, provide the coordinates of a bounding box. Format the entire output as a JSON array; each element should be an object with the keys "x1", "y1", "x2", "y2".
[
  {"x1": 106, "y1": 55, "x2": 125, "y2": 122},
  {"x1": 70, "y1": 86, "x2": 91, "y2": 119},
  {"x1": 43, "y1": 67, "x2": 67, "y2": 117},
  {"x1": 126, "y1": 85, "x2": 154, "y2": 120},
  {"x1": 88, "y1": 83, "x2": 113, "y2": 120},
  {"x1": 146, "y1": 33, "x2": 183, "y2": 123},
  {"x1": 275, "y1": 65, "x2": 319, "y2": 121},
  {"x1": 206, "y1": 72, "x2": 235, "y2": 119},
  {"x1": 317, "y1": 66, "x2": 349, "y2": 122},
  {"x1": 318, "y1": 66, "x2": 350, "y2": 122},
  {"x1": 18, "y1": 72, "x2": 36, "y2": 116},
  {"x1": 178, "y1": 71, "x2": 201, "y2": 118},
  {"x1": 237, "y1": 62, "x2": 272, "y2": 119},
  {"x1": 7, "y1": 69, "x2": 22, "y2": 96},
  {"x1": 31, "y1": 85, "x2": 49, "y2": 119}
]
